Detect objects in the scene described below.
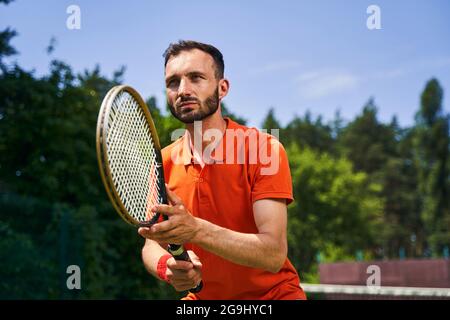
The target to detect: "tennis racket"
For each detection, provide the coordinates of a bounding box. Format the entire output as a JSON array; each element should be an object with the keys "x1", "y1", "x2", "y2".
[{"x1": 96, "y1": 85, "x2": 202, "y2": 293}]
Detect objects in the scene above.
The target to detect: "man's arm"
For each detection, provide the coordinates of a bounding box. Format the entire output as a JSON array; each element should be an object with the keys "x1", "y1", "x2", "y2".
[
  {"x1": 141, "y1": 239, "x2": 202, "y2": 292},
  {"x1": 140, "y1": 188, "x2": 288, "y2": 273},
  {"x1": 141, "y1": 239, "x2": 170, "y2": 279},
  {"x1": 193, "y1": 198, "x2": 288, "y2": 273}
]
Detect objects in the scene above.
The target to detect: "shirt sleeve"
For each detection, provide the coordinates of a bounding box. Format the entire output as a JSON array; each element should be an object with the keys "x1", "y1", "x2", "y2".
[{"x1": 249, "y1": 134, "x2": 294, "y2": 205}]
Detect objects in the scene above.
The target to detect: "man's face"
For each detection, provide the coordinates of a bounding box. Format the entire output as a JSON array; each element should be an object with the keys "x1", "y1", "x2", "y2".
[{"x1": 165, "y1": 49, "x2": 220, "y2": 124}]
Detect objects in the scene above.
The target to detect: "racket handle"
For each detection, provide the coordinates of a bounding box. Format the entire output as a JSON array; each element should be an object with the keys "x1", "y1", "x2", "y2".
[{"x1": 167, "y1": 244, "x2": 203, "y2": 293}]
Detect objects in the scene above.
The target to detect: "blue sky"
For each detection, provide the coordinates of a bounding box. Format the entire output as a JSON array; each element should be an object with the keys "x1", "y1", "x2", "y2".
[{"x1": 1, "y1": 0, "x2": 450, "y2": 128}]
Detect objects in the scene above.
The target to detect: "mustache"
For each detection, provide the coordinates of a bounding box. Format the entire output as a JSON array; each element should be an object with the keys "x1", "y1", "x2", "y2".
[{"x1": 176, "y1": 96, "x2": 200, "y2": 107}]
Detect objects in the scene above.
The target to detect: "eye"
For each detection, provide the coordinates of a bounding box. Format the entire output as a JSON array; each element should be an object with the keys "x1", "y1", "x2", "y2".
[
  {"x1": 191, "y1": 74, "x2": 202, "y2": 82},
  {"x1": 167, "y1": 79, "x2": 179, "y2": 88}
]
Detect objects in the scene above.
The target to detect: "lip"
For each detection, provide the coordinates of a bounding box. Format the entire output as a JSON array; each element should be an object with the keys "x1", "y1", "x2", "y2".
[
  {"x1": 179, "y1": 102, "x2": 197, "y2": 107},
  {"x1": 178, "y1": 102, "x2": 197, "y2": 111}
]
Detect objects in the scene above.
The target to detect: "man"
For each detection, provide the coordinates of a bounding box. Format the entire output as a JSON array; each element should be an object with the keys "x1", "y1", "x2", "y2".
[{"x1": 139, "y1": 40, "x2": 306, "y2": 300}]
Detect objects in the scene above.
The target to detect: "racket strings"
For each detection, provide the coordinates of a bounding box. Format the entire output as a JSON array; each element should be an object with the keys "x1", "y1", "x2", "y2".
[{"x1": 106, "y1": 91, "x2": 162, "y2": 223}]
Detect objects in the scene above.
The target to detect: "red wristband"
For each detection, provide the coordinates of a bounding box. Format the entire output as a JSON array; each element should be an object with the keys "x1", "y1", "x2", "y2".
[{"x1": 157, "y1": 254, "x2": 172, "y2": 283}]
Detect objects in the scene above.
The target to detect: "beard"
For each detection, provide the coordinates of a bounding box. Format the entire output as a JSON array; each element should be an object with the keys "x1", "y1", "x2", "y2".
[{"x1": 168, "y1": 86, "x2": 220, "y2": 124}]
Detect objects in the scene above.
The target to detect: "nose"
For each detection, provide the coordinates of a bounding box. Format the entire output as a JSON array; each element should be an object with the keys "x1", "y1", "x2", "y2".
[{"x1": 178, "y1": 77, "x2": 193, "y2": 97}]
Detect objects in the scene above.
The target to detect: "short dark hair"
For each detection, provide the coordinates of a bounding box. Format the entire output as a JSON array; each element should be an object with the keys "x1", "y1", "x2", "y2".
[{"x1": 163, "y1": 40, "x2": 224, "y2": 79}]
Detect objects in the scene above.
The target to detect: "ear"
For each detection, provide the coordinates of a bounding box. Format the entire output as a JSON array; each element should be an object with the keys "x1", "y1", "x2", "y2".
[{"x1": 218, "y1": 78, "x2": 230, "y2": 101}]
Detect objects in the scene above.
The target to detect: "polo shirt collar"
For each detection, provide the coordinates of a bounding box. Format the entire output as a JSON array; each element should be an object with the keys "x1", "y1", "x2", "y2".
[{"x1": 180, "y1": 117, "x2": 239, "y2": 166}]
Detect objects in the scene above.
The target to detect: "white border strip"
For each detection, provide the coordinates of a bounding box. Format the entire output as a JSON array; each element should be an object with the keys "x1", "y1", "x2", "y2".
[{"x1": 302, "y1": 283, "x2": 450, "y2": 297}]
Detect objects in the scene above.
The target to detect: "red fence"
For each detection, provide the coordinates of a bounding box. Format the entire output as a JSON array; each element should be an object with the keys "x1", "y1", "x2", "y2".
[{"x1": 319, "y1": 259, "x2": 450, "y2": 288}]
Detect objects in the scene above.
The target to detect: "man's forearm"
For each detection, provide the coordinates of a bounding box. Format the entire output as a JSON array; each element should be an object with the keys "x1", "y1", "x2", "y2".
[
  {"x1": 141, "y1": 239, "x2": 170, "y2": 278},
  {"x1": 192, "y1": 218, "x2": 286, "y2": 273}
]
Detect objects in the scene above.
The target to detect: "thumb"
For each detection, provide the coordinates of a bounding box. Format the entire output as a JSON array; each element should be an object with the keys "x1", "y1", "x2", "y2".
[
  {"x1": 188, "y1": 250, "x2": 202, "y2": 269},
  {"x1": 165, "y1": 184, "x2": 183, "y2": 206}
]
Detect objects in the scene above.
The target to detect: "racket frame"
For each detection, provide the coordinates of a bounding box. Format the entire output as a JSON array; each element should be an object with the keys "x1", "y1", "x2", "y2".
[
  {"x1": 96, "y1": 85, "x2": 165, "y2": 226},
  {"x1": 96, "y1": 85, "x2": 202, "y2": 293}
]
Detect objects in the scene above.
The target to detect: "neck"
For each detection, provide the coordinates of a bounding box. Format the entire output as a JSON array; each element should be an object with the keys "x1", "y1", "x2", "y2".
[{"x1": 186, "y1": 111, "x2": 227, "y2": 151}]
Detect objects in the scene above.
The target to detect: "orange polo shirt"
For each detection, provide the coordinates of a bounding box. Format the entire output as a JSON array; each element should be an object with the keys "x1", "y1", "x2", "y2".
[{"x1": 161, "y1": 117, "x2": 306, "y2": 300}]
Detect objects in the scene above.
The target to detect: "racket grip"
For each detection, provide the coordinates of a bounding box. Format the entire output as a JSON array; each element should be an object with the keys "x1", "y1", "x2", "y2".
[{"x1": 167, "y1": 244, "x2": 203, "y2": 293}]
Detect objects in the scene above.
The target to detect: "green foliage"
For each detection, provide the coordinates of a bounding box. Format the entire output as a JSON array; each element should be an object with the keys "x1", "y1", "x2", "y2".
[
  {"x1": 287, "y1": 144, "x2": 384, "y2": 275},
  {"x1": 261, "y1": 107, "x2": 281, "y2": 131},
  {"x1": 0, "y1": 52, "x2": 172, "y2": 298},
  {"x1": 337, "y1": 98, "x2": 397, "y2": 174},
  {"x1": 0, "y1": 28, "x2": 17, "y2": 59},
  {"x1": 0, "y1": 221, "x2": 56, "y2": 299},
  {"x1": 413, "y1": 79, "x2": 450, "y2": 253},
  {"x1": 0, "y1": 61, "x2": 113, "y2": 206},
  {"x1": 335, "y1": 99, "x2": 426, "y2": 258},
  {"x1": 283, "y1": 111, "x2": 335, "y2": 154}
]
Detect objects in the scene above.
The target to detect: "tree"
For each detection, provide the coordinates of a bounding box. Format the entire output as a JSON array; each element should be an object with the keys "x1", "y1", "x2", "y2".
[
  {"x1": 284, "y1": 111, "x2": 335, "y2": 154},
  {"x1": 286, "y1": 144, "x2": 384, "y2": 279},
  {"x1": 261, "y1": 107, "x2": 281, "y2": 131},
  {"x1": 0, "y1": 0, "x2": 16, "y2": 71},
  {"x1": 413, "y1": 78, "x2": 450, "y2": 254},
  {"x1": 0, "y1": 28, "x2": 17, "y2": 62},
  {"x1": 0, "y1": 41, "x2": 178, "y2": 297},
  {"x1": 260, "y1": 107, "x2": 285, "y2": 144},
  {"x1": 336, "y1": 99, "x2": 429, "y2": 258},
  {"x1": 337, "y1": 98, "x2": 397, "y2": 174}
]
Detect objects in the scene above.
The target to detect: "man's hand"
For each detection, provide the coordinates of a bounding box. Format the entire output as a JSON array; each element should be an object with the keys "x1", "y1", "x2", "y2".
[
  {"x1": 138, "y1": 186, "x2": 199, "y2": 244},
  {"x1": 165, "y1": 250, "x2": 202, "y2": 292}
]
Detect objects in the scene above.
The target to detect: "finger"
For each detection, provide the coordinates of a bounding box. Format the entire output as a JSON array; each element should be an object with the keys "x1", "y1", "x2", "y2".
[
  {"x1": 153, "y1": 204, "x2": 177, "y2": 216},
  {"x1": 170, "y1": 275, "x2": 202, "y2": 292},
  {"x1": 171, "y1": 268, "x2": 192, "y2": 278},
  {"x1": 150, "y1": 219, "x2": 176, "y2": 233},
  {"x1": 167, "y1": 276, "x2": 201, "y2": 290},
  {"x1": 138, "y1": 225, "x2": 175, "y2": 241},
  {"x1": 185, "y1": 268, "x2": 202, "y2": 280},
  {"x1": 174, "y1": 279, "x2": 199, "y2": 289},
  {"x1": 137, "y1": 227, "x2": 152, "y2": 239},
  {"x1": 187, "y1": 251, "x2": 203, "y2": 269},
  {"x1": 148, "y1": 228, "x2": 185, "y2": 244},
  {"x1": 165, "y1": 184, "x2": 183, "y2": 205},
  {"x1": 173, "y1": 283, "x2": 197, "y2": 292},
  {"x1": 167, "y1": 259, "x2": 194, "y2": 270},
  {"x1": 191, "y1": 260, "x2": 202, "y2": 269}
]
